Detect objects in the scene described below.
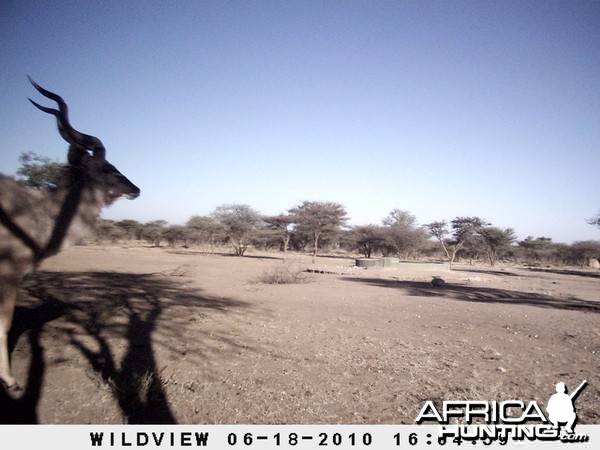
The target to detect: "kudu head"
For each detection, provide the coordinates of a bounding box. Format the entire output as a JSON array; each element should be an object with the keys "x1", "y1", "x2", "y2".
[{"x1": 27, "y1": 76, "x2": 140, "y2": 203}]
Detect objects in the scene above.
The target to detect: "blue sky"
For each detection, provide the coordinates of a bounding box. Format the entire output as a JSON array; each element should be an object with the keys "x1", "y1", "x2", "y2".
[{"x1": 1, "y1": 0, "x2": 599, "y2": 243}]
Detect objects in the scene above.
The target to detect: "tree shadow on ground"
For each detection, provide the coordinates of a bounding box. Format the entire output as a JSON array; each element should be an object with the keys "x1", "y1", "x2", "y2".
[
  {"x1": 0, "y1": 270, "x2": 250, "y2": 424},
  {"x1": 343, "y1": 278, "x2": 600, "y2": 313},
  {"x1": 527, "y1": 267, "x2": 600, "y2": 279},
  {"x1": 456, "y1": 267, "x2": 523, "y2": 277},
  {"x1": 457, "y1": 265, "x2": 600, "y2": 280}
]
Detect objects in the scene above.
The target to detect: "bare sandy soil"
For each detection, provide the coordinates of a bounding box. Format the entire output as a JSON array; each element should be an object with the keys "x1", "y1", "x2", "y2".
[{"x1": 1, "y1": 245, "x2": 598, "y2": 424}]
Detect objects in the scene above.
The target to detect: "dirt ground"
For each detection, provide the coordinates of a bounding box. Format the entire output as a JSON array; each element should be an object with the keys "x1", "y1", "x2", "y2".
[{"x1": 1, "y1": 245, "x2": 598, "y2": 424}]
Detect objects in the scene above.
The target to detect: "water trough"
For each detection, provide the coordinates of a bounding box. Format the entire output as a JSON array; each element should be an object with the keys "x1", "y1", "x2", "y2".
[{"x1": 355, "y1": 257, "x2": 450, "y2": 272}]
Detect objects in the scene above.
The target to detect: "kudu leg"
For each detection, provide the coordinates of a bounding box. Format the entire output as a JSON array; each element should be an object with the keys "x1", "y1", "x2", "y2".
[{"x1": 0, "y1": 283, "x2": 19, "y2": 390}]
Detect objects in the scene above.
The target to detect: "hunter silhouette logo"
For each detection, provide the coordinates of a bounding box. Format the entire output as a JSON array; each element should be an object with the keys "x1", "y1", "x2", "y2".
[
  {"x1": 546, "y1": 380, "x2": 587, "y2": 434},
  {"x1": 416, "y1": 379, "x2": 590, "y2": 444}
]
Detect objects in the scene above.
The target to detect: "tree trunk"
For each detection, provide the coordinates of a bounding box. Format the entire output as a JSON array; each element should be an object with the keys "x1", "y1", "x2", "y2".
[
  {"x1": 312, "y1": 231, "x2": 320, "y2": 263},
  {"x1": 282, "y1": 235, "x2": 290, "y2": 262}
]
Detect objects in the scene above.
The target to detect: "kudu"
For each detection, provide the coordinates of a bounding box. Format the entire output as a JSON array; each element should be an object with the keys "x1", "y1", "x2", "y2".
[{"x1": 0, "y1": 77, "x2": 140, "y2": 391}]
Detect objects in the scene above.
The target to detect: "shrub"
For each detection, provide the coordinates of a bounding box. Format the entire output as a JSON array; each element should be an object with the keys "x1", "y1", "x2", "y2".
[{"x1": 257, "y1": 264, "x2": 310, "y2": 285}]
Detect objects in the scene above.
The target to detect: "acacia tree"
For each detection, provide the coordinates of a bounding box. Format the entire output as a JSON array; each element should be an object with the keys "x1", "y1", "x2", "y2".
[
  {"x1": 186, "y1": 215, "x2": 225, "y2": 253},
  {"x1": 94, "y1": 219, "x2": 124, "y2": 243},
  {"x1": 263, "y1": 214, "x2": 294, "y2": 261},
  {"x1": 425, "y1": 216, "x2": 488, "y2": 267},
  {"x1": 424, "y1": 220, "x2": 454, "y2": 265},
  {"x1": 350, "y1": 224, "x2": 387, "y2": 258},
  {"x1": 141, "y1": 220, "x2": 168, "y2": 247},
  {"x1": 16, "y1": 151, "x2": 66, "y2": 190},
  {"x1": 450, "y1": 216, "x2": 489, "y2": 263},
  {"x1": 114, "y1": 219, "x2": 143, "y2": 241},
  {"x1": 288, "y1": 201, "x2": 348, "y2": 262},
  {"x1": 478, "y1": 226, "x2": 516, "y2": 266},
  {"x1": 382, "y1": 209, "x2": 428, "y2": 259},
  {"x1": 518, "y1": 236, "x2": 554, "y2": 265},
  {"x1": 162, "y1": 225, "x2": 191, "y2": 248},
  {"x1": 212, "y1": 204, "x2": 261, "y2": 256},
  {"x1": 568, "y1": 240, "x2": 600, "y2": 266}
]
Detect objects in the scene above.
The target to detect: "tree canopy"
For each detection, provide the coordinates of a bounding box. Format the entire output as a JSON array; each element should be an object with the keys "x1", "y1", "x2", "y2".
[
  {"x1": 212, "y1": 204, "x2": 262, "y2": 256},
  {"x1": 288, "y1": 201, "x2": 348, "y2": 262},
  {"x1": 16, "y1": 151, "x2": 66, "y2": 190}
]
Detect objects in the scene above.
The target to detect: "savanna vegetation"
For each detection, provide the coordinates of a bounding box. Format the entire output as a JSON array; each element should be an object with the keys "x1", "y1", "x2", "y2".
[{"x1": 15, "y1": 152, "x2": 600, "y2": 269}]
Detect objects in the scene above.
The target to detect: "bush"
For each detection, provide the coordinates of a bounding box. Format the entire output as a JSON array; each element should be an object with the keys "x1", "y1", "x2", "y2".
[{"x1": 257, "y1": 264, "x2": 310, "y2": 285}]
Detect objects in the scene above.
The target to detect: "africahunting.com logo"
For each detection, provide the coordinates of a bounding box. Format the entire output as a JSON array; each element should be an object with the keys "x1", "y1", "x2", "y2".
[{"x1": 416, "y1": 380, "x2": 589, "y2": 444}]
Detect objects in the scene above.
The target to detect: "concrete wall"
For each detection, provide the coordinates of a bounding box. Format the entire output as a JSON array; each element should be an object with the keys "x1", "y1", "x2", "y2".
[{"x1": 356, "y1": 258, "x2": 450, "y2": 272}]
